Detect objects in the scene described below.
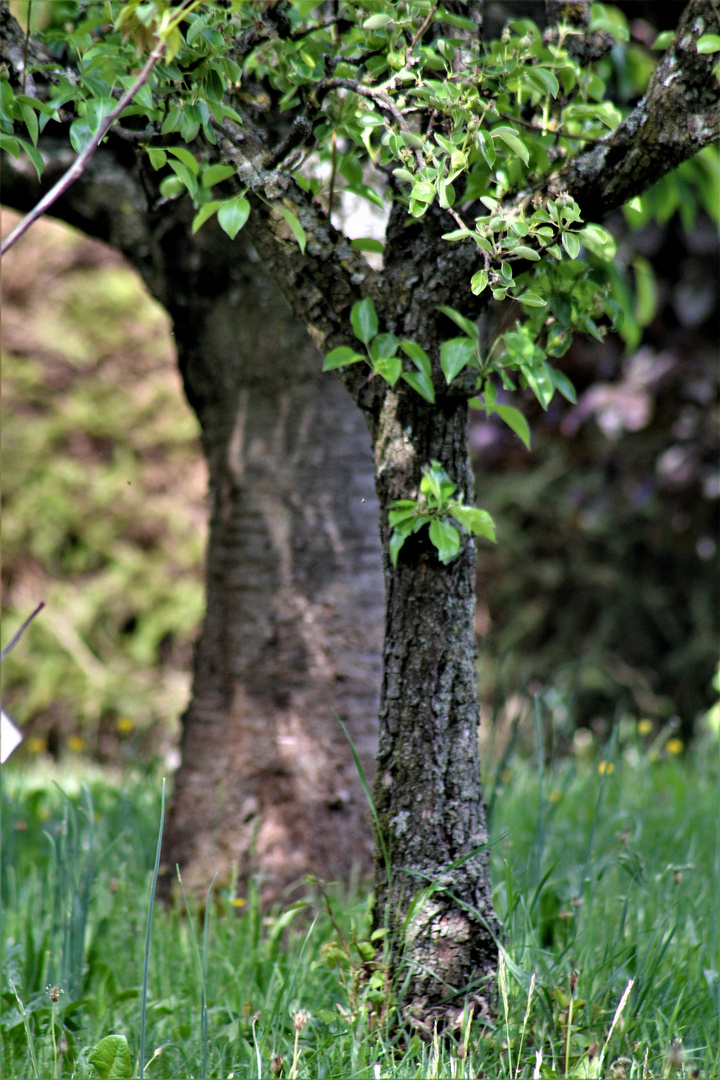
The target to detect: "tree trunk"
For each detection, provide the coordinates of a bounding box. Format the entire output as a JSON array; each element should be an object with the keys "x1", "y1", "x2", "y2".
[
  {"x1": 159, "y1": 239, "x2": 384, "y2": 899},
  {"x1": 369, "y1": 389, "x2": 500, "y2": 1030}
]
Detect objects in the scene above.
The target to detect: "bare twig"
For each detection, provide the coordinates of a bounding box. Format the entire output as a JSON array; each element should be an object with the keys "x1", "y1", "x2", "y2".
[
  {"x1": 0, "y1": 602, "x2": 45, "y2": 664},
  {"x1": 1, "y1": 38, "x2": 166, "y2": 258},
  {"x1": 21, "y1": 0, "x2": 31, "y2": 94},
  {"x1": 409, "y1": 3, "x2": 438, "y2": 51}
]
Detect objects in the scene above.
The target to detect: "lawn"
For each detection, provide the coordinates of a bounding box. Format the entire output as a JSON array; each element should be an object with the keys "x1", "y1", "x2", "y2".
[{"x1": 1, "y1": 718, "x2": 718, "y2": 1079}]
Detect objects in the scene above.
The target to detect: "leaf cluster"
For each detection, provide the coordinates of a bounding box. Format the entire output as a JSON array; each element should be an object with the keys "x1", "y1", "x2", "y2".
[{"x1": 388, "y1": 460, "x2": 495, "y2": 566}]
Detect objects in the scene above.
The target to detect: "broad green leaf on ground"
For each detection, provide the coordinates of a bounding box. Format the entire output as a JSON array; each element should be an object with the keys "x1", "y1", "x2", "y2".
[{"x1": 88, "y1": 1035, "x2": 132, "y2": 1080}]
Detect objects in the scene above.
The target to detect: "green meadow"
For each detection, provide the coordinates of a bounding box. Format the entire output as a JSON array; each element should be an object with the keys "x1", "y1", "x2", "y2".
[{"x1": 1, "y1": 715, "x2": 718, "y2": 1079}]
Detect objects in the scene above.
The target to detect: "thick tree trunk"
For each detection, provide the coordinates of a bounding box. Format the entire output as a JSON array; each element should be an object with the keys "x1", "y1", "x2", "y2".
[{"x1": 160, "y1": 244, "x2": 384, "y2": 898}]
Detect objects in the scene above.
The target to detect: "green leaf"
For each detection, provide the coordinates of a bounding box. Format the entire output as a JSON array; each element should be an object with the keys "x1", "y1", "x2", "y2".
[
  {"x1": 167, "y1": 146, "x2": 200, "y2": 174},
  {"x1": 217, "y1": 196, "x2": 250, "y2": 239},
  {"x1": 373, "y1": 356, "x2": 402, "y2": 385},
  {"x1": 372, "y1": 332, "x2": 398, "y2": 359},
  {"x1": 191, "y1": 200, "x2": 223, "y2": 234},
  {"x1": 421, "y1": 462, "x2": 455, "y2": 500},
  {"x1": 522, "y1": 362, "x2": 555, "y2": 409},
  {"x1": 549, "y1": 368, "x2": 577, "y2": 404},
  {"x1": 699, "y1": 34, "x2": 720, "y2": 53},
  {"x1": 475, "y1": 129, "x2": 495, "y2": 168},
  {"x1": 410, "y1": 181, "x2": 436, "y2": 203},
  {"x1": 159, "y1": 174, "x2": 185, "y2": 199},
  {"x1": 440, "y1": 337, "x2": 476, "y2": 383},
  {"x1": 351, "y1": 297, "x2": 378, "y2": 345},
  {"x1": 400, "y1": 341, "x2": 431, "y2": 375},
  {"x1": 322, "y1": 347, "x2": 365, "y2": 371},
  {"x1": 351, "y1": 237, "x2": 385, "y2": 254},
  {"x1": 146, "y1": 147, "x2": 167, "y2": 170},
  {"x1": 491, "y1": 126, "x2": 530, "y2": 167},
  {"x1": 493, "y1": 404, "x2": 531, "y2": 448},
  {"x1": 632, "y1": 255, "x2": 658, "y2": 328},
  {"x1": 280, "y1": 207, "x2": 307, "y2": 254},
  {"x1": 471, "y1": 270, "x2": 488, "y2": 295},
  {"x1": 429, "y1": 519, "x2": 460, "y2": 564},
  {"x1": 578, "y1": 223, "x2": 616, "y2": 261},
  {"x1": 19, "y1": 102, "x2": 38, "y2": 146},
  {"x1": 389, "y1": 529, "x2": 409, "y2": 565},
  {"x1": 442, "y1": 227, "x2": 473, "y2": 241},
  {"x1": 88, "y1": 1035, "x2": 133, "y2": 1080},
  {"x1": 388, "y1": 506, "x2": 419, "y2": 528},
  {"x1": 16, "y1": 137, "x2": 43, "y2": 180},
  {"x1": 201, "y1": 163, "x2": 236, "y2": 188},
  {"x1": 438, "y1": 179, "x2": 455, "y2": 208},
  {"x1": 450, "y1": 504, "x2": 496, "y2": 542},
  {"x1": 436, "y1": 305, "x2": 479, "y2": 341},
  {"x1": 69, "y1": 118, "x2": 92, "y2": 154},
  {"x1": 168, "y1": 159, "x2": 197, "y2": 198},
  {"x1": 401, "y1": 370, "x2": 435, "y2": 403},
  {"x1": 364, "y1": 13, "x2": 393, "y2": 29},
  {"x1": 345, "y1": 183, "x2": 385, "y2": 209},
  {"x1": 511, "y1": 244, "x2": 541, "y2": 261},
  {"x1": 528, "y1": 66, "x2": 559, "y2": 98},
  {"x1": 0, "y1": 134, "x2": 20, "y2": 158},
  {"x1": 562, "y1": 232, "x2": 581, "y2": 259},
  {"x1": 652, "y1": 30, "x2": 674, "y2": 49},
  {"x1": 517, "y1": 292, "x2": 547, "y2": 308}
]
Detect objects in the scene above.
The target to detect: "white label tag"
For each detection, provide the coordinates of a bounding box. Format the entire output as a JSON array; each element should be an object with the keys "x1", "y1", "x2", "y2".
[{"x1": 1, "y1": 709, "x2": 23, "y2": 763}]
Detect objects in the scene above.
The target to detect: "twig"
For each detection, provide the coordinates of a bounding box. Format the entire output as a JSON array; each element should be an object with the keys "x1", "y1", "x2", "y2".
[
  {"x1": 316, "y1": 76, "x2": 425, "y2": 168},
  {"x1": 497, "y1": 109, "x2": 606, "y2": 144},
  {"x1": 0, "y1": 602, "x2": 45, "y2": 664},
  {"x1": 22, "y1": 0, "x2": 32, "y2": 94},
  {"x1": 409, "y1": 3, "x2": 438, "y2": 51},
  {"x1": 327, "y1": 128, "x2": 338, "y2": 218},
  {"x1": 1, "y1": 38, "x2": 166, "y2": 258}
]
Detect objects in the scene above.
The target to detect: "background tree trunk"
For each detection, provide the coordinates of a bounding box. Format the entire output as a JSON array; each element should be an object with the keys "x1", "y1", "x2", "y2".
[{"x1": 159, "y1": 235, "x2": 384, "y2": 899}]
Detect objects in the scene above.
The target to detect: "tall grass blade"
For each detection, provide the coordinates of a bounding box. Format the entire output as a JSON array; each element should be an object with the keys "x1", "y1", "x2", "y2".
[
  {"x1": 139, "y1": 777, "x2": 165, "y2": 1080},
  {"x1": 337, "y1": 716, "x2": 390, "y2": 889},
  {"x1": 200, "y1": 874, "x2": 216, "y2": 1080}
]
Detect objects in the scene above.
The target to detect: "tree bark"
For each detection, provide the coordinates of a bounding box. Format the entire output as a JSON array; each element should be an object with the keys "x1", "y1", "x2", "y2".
[{"x1": 159, "y1": 234, "x2": 384, "y2": 899}]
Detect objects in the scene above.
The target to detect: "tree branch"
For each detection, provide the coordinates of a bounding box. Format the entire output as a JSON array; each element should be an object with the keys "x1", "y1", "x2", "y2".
[
  {"x1": 554, "y1": 0, "x2": 720, "y2": 219},
  {"x1": 0, "y1": 37, "x2": 166, "y2": 257}
]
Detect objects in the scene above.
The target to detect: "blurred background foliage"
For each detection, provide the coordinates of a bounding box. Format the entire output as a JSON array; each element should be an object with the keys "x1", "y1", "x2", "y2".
[
  {"x1": 472, "y1": 2, "x2": 719, "y2": 748},
  {"x1": 1, "y1": 212, "x2": 207, "y2": 763},
  {"x1": 1, "y1": 2, "x2": 718, "y2": 764},
  {"x1": 473, "y1": 154, "x2": 719, "y2": 748}
]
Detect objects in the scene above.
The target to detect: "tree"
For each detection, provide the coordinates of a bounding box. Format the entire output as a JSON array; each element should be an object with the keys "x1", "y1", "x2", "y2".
[{"x1": 2, "y1": 0, "x2": 718, "y2": 1027}]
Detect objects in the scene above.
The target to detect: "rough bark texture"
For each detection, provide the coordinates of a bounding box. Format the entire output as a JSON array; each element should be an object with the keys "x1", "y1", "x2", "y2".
[{"x1": 163, "y1": 245, "x2": 384, "y2": 898}]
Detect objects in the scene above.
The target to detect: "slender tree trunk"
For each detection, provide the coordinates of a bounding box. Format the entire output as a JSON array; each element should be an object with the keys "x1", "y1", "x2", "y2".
[{"x1": 366, "y1": 386, "x2": 501, "y2": 1031}]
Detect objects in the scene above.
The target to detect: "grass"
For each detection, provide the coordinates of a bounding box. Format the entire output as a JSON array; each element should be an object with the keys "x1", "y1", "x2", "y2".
[{"x1": 0, "y1": 723, "x2": 718, "y2": 1079}]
